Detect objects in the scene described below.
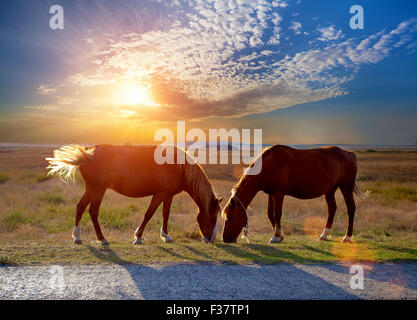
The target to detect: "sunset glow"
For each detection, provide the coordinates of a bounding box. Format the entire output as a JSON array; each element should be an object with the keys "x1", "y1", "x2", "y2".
[{"x1": 113, "y1": 84, "x2": 159, "y2": 107}]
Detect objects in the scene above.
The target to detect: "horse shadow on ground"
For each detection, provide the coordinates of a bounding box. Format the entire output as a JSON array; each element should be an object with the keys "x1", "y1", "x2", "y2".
[
  {"x1": 299, "y1": 243, "x2": 417, "y2": 291},
  {"x1": 86, "y1": 244, "x2": 360, "y2": 300}
]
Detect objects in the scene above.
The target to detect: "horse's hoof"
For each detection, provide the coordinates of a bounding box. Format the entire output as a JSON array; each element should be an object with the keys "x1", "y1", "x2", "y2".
[
  {"x1": 342, "y1": 236, "x2": 353, "y2": 243},
  {"x1": 317, "y1": 235, "x2": 329, "y2": 241},
  {"x1": 133, "y1": 238, "x2": 143, "y2": 245},
  {"x1": 98, "y1": 239, "x2": 109, "y2": 246},
  {"x1": 268, "y1": 236, "x2": 283, "y2": 244},
  {"x1": 73, "y1": 239, "x2": 83, "y2": 245},
  {"x1": 162, "y1": 236, "x2": 173, "y2": 243}
]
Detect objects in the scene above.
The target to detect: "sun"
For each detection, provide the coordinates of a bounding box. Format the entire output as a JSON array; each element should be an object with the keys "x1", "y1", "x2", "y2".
[{"x1": 113, "y1": 84, "x2": 159, "y2": 106}]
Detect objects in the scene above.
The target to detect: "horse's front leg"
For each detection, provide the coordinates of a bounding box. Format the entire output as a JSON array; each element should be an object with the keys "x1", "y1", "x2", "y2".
[
  {"x1": 133, "y1": 194, "x2": 164, "y2": 244},
  {"x1": 160, "y1": 195, "x2": 174, "y2": 243},
  {"x1": 268, "y1": 193, "x2": 284, "y2": 244}
]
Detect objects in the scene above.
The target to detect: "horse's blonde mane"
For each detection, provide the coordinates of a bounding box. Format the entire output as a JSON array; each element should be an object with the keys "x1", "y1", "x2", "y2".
[{"x1": 183, "y1": 158, "x2": 215, "y2": 214}]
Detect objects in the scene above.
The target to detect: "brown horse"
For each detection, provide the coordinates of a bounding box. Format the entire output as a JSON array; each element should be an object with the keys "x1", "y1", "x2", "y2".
[
  {"x1": 222, "y1": 145, "x2": 363, "y2": 244},
  {"x1": 46, "y1": 144, "x2": 222, "y2": 245}
]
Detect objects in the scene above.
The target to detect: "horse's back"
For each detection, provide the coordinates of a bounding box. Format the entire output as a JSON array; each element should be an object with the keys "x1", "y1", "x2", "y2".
[
  {"x1": 80, "y1": 145, "x2": 185, "y2": 196},
  {"x1": 260, "y1": 145, "x2": 357, "y2": 198}
]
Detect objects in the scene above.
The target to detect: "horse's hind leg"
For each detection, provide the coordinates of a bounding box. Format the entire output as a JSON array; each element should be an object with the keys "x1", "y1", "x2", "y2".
[
  {"x1": 88, "y1": 189, "x2": 108, "y2": 245},
  {"x1": 268, "y1": 193, "x2": 284, "y2": 244},
  {"x1": 340, "y1": 186, "x2": 356, "y2": 243},
  {"x1": 73, "y1": 190, "x2": 90, "y2": 244},
  {"x1": 318, "y1": 186, "x2": 338, "y2": 241},
  {"x1": 160, "y1": 195, "x2": 173, "y2": 243},
  {"x1": 133, "y1": 194, "x2": 164, "y2": 244},
  {"x1": 267, "y1": 194, "x2": 275, "y2": 230}
]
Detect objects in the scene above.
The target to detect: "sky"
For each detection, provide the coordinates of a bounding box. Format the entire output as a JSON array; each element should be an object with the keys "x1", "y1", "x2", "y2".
[{"x1": 0, "y1": 0, "x2": 416, "y2": 145}]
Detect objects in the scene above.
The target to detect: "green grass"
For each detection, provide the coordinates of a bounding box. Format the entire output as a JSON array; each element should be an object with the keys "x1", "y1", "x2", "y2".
[
  {"x1": 0, "y1": 253, "x2": 15, "y2": 265},
  {"x1": 369, "y1": 185, "x2": 417, "y2": 202},
  {"x1": 19, "y1": 171, "x2": 51, "y2": 183},
  {"x1": 0, "y1": 173, "x2": 10, "y2": 183},
  {"x1": 1, "y1": 211, "x2": 28, "y2": 232},
  {"x1": 0, "y1": 236, "x2": 415, "y2": 265},
  {"x1": 99, "y1": 207, "x2": 132, "y2": 230},
  {"x1": 36, "y1": 191, "x2": 66, "y2": 205}
]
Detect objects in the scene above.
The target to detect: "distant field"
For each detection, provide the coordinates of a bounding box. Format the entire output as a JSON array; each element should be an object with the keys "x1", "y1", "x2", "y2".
[{"x1": 0, "y1": 147, "x2": 416, "y2": 265}]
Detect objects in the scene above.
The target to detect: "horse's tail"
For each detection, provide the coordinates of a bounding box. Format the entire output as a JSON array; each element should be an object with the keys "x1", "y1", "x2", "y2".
[
  {"x1": 353, "y1": 183, "x2": 371, "y2": 201},
  {"x1": 45, "y1": 144, "x2": 95, "y2": 182}
]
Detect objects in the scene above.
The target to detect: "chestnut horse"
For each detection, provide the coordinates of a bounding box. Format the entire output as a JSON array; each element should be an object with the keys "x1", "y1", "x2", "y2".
[
  {"x1": 222, "y1": 145, "x2": 362, "y2": 244},
  {"x1": 46, "y1": 144, "x2": 222, "y2": 245}
]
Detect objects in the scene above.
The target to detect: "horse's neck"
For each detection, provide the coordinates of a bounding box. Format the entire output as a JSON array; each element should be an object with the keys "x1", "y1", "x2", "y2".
[
  {"x1": 184, "y1": 164, "x2": 213, "y2": 213},
  {"x1": 234, "y1": 176, "x2": 260, "y2": 208}
]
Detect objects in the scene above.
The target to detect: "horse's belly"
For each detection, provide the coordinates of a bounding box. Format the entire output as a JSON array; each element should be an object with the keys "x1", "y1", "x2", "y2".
[
  {"x1": 286, "y1": 175, "x2": 338, "y2": 199},
  {"x1": 109, "y1": 185, "x2": 153, "y2": 198},
  {"x1": 288, "y1": 189, "x2": 327, "y2": 200},
  {"x1": 109, "y1": 176, "x2": 182, "y2": 198}
]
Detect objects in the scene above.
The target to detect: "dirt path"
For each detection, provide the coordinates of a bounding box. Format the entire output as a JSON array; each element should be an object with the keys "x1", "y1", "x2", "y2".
[{"x1": 1, "y1": 262, "x2": 416, "y2": 299}]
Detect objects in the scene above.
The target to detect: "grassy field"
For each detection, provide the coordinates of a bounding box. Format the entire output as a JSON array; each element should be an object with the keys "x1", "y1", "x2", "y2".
[{"x1": 0, "y1": 147, "x2": 416, "y2": 265}]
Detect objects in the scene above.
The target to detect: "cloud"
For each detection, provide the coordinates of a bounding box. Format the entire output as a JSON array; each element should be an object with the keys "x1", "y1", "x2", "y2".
[
  {"x1": 317, "y1": 25, "x2": 343, "y2": 41},
  {"x1": 289, "y1": 21, "x2": 302, "y2": 35},
  {"x1": 24, "y1": 105, "x2": 59, "y2": 111},
  {"x1": 37, "y1": 85, "x2": 58, "y2": 95},
  {"x1": 56, "y1": 97, "x2": 79, "y2": 105}
]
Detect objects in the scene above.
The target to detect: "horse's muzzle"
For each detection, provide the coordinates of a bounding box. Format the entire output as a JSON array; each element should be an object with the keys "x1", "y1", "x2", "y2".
[{"x1": 202, "y1": 221, "x2": 218, "y2": 243}]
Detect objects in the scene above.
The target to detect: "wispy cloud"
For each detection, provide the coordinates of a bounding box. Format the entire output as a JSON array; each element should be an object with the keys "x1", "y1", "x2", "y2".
[
  {"x1": 37, "y1": 85, "x2": 58, "y2": 95},
  {"x1": 317, "y1": 25, "x2": 343, "y2": 41},
  {"x1": 56, "y1": 97, "x2": 79, "y2": 105},
  {"x1": 24, "y1": 105, "x2": 59, "y2": 111},
  {"x1": 289, "y1": 21, "x2": 302, "y2": 35}
]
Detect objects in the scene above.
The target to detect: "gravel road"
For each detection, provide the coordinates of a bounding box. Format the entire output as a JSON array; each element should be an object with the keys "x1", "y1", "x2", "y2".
[{"x1": 1, "y1": 262, "x2": 416, "y2": 300}]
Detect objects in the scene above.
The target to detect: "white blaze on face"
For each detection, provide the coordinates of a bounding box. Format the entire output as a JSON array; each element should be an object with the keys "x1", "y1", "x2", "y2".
[{"x1": 210, "y1": 220, "x2": 218, "y2": 243}]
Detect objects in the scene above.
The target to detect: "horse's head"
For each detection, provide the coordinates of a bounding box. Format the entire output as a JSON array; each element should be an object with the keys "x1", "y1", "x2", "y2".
[
  {"x1": 197, "y1": 197, "x2": 223, "y2": 243},
  {"x1": 221, "y1": 195, "x2": 248, "y2": 243}
]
